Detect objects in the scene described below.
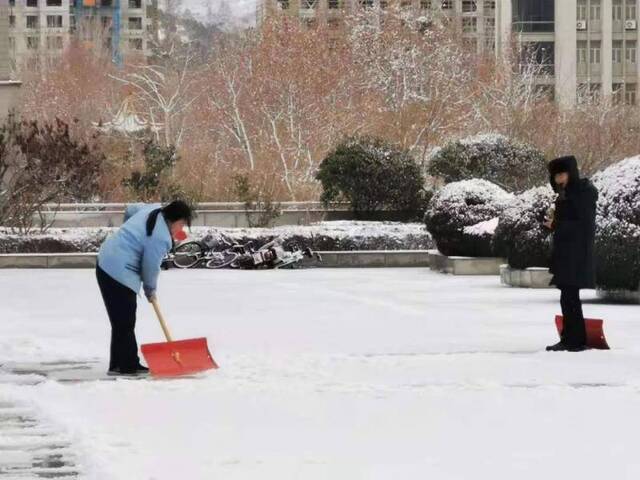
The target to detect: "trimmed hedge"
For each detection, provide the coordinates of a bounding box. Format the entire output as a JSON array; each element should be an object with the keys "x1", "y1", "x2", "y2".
[
  {"x1": 424, "y1": 179, "x2": 512, "y2": 257},
  {"x1": 428, "y1": 134, "x2": 547, "y2": 192},
  {"x1": 492, "y1": 186, "x2": 555, "y2": 269}
]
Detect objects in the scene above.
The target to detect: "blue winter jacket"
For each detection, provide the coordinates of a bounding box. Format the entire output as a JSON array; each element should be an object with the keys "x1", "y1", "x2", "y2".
[{"x1": 98, "y1": 204, "x2": 172, "y2": 299}]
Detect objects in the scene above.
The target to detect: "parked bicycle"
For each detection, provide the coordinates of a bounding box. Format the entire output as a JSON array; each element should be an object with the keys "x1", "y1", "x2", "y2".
[{"x1": 164, "y1": 234, "x2": 321, "y2": 270}]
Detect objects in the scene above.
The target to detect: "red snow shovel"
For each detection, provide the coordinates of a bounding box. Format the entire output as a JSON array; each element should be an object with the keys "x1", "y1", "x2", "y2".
[
  {"x1": 555, "y1": 315, "x2": 610, "y2": 350},
  {"x1": 141, "y1": 298, "x2": 219, "y2": 377}
]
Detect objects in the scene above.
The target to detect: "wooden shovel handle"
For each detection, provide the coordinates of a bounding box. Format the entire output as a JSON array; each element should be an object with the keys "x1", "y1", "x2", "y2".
[{"x1": 151, "y1": 298, "x2": 174, "y2": 342}]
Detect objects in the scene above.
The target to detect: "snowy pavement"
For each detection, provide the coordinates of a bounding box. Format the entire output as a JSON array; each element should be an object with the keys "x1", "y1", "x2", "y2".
[{"x1": 1, "y1": 268, "x2": 639, "y2": 479}]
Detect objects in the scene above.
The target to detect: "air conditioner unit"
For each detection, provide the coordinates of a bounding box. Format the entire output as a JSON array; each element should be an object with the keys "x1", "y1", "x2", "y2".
[
  {"x1": 625, "y1": 19, "x2": 637, "y2": 30},
  {"x1": 576, "y1": 20, "x2": 587, "y2": 30}
]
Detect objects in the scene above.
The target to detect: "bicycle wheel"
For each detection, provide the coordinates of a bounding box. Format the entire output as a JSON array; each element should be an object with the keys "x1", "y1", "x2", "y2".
[
  {"x1": 205, "y1": 251, "x2": 239, "y2": 269},
  {"x1": 173, "y1": 242, "x2": 203, "y2": 269}
]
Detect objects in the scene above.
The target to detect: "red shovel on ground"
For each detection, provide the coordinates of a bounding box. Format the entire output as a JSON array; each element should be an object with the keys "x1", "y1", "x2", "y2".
[
  {"x1": 555, "y1": 315, "x2": 610, "y2": 350},
  {"x1": 141, "y1": 298, "x2": 219, "y2": 377}
]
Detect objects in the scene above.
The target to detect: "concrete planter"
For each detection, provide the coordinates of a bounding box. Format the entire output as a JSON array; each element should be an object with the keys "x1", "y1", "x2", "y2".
[
  {"x1": 428, "y1": 250, "x2": 505, "y2": 275},
  {"x1": 500, "y1": 265, "x2": 553, "y2": 288},
  {"x1": 596, "y1": 288, "x2": 640, "y2": 304},
  {"x1": 0, "y1": 250, "x2": 431, "y2": 269},
  {"x1": 0, "y1": 253, "x2": 97, "y2": 269}
]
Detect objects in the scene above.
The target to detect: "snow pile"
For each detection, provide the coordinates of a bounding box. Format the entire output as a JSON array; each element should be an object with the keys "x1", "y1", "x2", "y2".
[
  {"x1": 427, "y1": 133, "x2": 548, "y2": 192},
  {"x1": 0, "y1": 221, "x2": 433, "y2": 254},
  {"x1": 425, "y1": 179, "x2": 512, "y2": 257},
  {"x1": 492, "y1": 186, "x2": 556, "y2": 270},
  {"x1": 592, "y1": 156, "x2": 640, "y2": 292},
  {"x1": 463, "y1": 217, "x2": 499, "y2": 237}
]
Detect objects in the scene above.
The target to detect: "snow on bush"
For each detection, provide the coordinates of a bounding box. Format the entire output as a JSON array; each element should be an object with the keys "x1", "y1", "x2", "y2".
[
  {"x1": 492, "y1": 186, "x2": 556, "y2": 270},
  {"x1": 592, "y1": 156, "x2": 640, "y2": 292},
  {"x1": 0, "y1": 222, "x2": 433, "y2": 254},
  {"x1": 427, "y1": 134, "x2": 547, "y2": 192},
  {"x1": 424, "y1": 179, "x2": 512, "y2": 257},
  {"x1": 316, "y1": 137, "x2": 427, "y2": 216}
]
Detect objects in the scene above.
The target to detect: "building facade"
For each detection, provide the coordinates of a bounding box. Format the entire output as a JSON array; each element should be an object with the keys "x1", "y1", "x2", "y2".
[
  {"x1": 7, "y1": 0, "x2": 150, "y2": 68},
  {"x1": 261, "y1": 0, "x2": 640, "y2": 107},
  {"x1": 0, "y1": 0, "x2": 22, "y2": 119},
  {"x1": 502, "y1": 0, "x2": 640, "y2": 107},
  {"x1": 260, "y1": 0, "x2": 497, "y2": 55}
]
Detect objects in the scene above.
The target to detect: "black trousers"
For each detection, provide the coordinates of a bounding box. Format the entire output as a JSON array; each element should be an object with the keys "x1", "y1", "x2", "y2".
[
  {"x1": 559, "y1": 286, "x2": 587, "y2": 347},
  {"x1": 96, "y1": 266, "x2": 140, "y2": 373}
]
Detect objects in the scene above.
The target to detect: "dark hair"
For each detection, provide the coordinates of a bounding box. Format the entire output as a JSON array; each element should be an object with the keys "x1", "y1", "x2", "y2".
[{"x1": 146, "y1": 200, "x2": 193, "y2": 236}]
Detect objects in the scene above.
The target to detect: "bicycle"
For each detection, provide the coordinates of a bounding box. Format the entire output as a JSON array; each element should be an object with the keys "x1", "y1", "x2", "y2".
[{"x1": 167, "y1": 235, "x2": 321, "y2": 270}]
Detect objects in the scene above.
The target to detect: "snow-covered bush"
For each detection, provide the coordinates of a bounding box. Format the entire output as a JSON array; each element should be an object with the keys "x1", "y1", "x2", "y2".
[
  {"x1": 592, "y1": 156, "x2": 640, "y2": 292},
  {"x1": 0, "y1": 222, "x2": 433, "y2": 254},
  {"x1": 492, "y1": 186, "x2": 555, "y2": 269},
  {"x1": 316, "y1": 137, "x2": 426, "y2": 217},
  {"x1": 424, "y1": 179, "x2": 512, "y2": 257},
  {"x1": 427, "y1": 134, "x2": 547, "y2": 192}
]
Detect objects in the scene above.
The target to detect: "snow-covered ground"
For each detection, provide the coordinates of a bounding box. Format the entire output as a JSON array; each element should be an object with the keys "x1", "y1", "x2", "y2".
[{"x1": 1, "y1": 268, "x2": 640, "y2": 479}]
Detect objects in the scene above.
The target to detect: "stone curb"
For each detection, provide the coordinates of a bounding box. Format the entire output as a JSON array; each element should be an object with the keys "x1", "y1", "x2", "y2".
[
  {"x1": 0, "y1": 251, "x2": 431, "y2": 269},
  {"x1": 500, "y1": 264, "x2": 554, "y2": 288},
  {"x1": 428, "y1": 251, "x2": 504, "y2": 275}
]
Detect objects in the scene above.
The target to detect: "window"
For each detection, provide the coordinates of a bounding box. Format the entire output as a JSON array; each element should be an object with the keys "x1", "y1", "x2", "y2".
[
  {"x1": 26, "y1": 0, "x2": 37, "y2": 6},
  {"x1": 26, "y1": 15, "x2": 39, "y2": 28},
  {"x1": 462, "y1": 0, "x2": 476, "y2": 13},
  {"x1": 590, "y1": 1, "x2": 601, "y2": 21},
  {"x1": 484, "y1": 0, "x2": 495, "y2": 9},
  {"x1": 129, "y1": 38, "x2": 143, "y2": 50},
  {"x1": 301, "y1": 0, "x2": 317, "y2": 7},
  {"x1": 462, "y1": 17, "x2": 477, "y2": 33},
  {"x1": 327, "y1": 17, "x2": 340, "y2": 28},
  {"x1": 102, "y1": 16, "x2": 112, "y2": 29},
  {"x1": 328, "y1": 0, "x2": 341, "y2": 9},
  {"x1": 46, "y1": 0, "x2": 62, "y2": 5},
  {"x1": 577, "y1": 41, "x2": 588, "y2": 63},
  {"x1": 70, "y1": 15, "x2": 76, "y2": 31},
  {"x1": 400, "y1": 0, "x2": 412, "y2": 8},
  {"x1": 626, "y1": 41, "x2": 637, "y2": 63},
  {"x1": 625, "y1": 84, "x2": 637, "y2": 105},
  {"x1": 626, "y1": 4, "x2": 637, "y2": 20},
  {"x1": 441, "y1": 0, "x2": 453, "y2": 9},
  {"x1": 613, "y1": 0, "x2": 622, "y2": 21},
  {"x1": 577, "y1": 1, "x2": 587, "y2": 21},
  {"x1": 47, "y1": 15, "x2": 63, "y2": 28},
  {"x1": 9, "y1": 16, "x2": 15, "y2": 28},
  {"x1": 47, "y1": 36, "x2": 64, "y2": 49},
  {"x1": 276, "y1": 0, "x2": 289, "y2": 9},
  {"x1": 101, "y1": 0, "x2": 113, "y2": 5},
  {"x1": 613, "y1": 41, "x2": 623, "y2": 63},
  {"x1": 380, "y1": 0, "x2": 388, "y2": 9},
  {"x1": 129, "y1": 0, "x2": 142, "y2": 8},
  {"x1": 590, "y1": 41, "x2": 601, "y2": 64},
  {"x1": 27, "y1": 37, "x2": 39, "y2": 50},
  {"x1": 420, "y1": 0, "x2": 431, "y2": 9},
  {"x1": 9, "y1": 0, "x2": 14, "y2": 5},
  {"x1": 613, "y1": 83, "x2": 624, "y2": 104},
  {"x1": 514, "y1": 0, "x2": 554, "y2": 32},
  {"x1": 359, "y1": 0, "x2": 373, "y2": 7},
  {"x1": 128, "y1": 17, "x2": 143, "y2": 30}
]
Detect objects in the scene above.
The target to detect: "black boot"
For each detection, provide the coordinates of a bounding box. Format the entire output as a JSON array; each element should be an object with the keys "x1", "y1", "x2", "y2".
[{"x1": 546, "y1": 342, "x2": 569, "y2": 352}]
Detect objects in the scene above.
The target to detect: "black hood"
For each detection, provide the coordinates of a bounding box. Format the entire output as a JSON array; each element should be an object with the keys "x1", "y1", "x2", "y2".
[{"x1": 548, "y1": 155, "x2": 580, "y2": 192}]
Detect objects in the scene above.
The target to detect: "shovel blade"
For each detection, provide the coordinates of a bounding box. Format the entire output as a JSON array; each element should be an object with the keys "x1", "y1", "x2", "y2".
[
  {"x1": 141, "y1": 337, "x2": 219, "y2": 377},
  {"x1": 555, "y1": 315, "x2": 610, "y2": 350}
]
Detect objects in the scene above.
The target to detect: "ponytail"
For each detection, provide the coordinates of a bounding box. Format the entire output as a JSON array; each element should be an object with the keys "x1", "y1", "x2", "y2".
[
  {"x1": 146, "y1": 200, "x2": 193, "y2": 237},
  {"x1": 146, "y1": 208, "x2": 163, "y2": 237}
]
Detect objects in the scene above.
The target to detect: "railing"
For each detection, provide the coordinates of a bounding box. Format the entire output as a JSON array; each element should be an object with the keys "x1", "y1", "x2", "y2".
[
  {"x1": 39, "y1": 202, "x2": 352, "y2": 212},
  {"x1": 512, "y1": 21, "x2": 554, "y2": 33}
]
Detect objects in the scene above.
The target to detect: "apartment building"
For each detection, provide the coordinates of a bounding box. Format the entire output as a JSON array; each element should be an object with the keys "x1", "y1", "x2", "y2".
[
  {"x1": 260, "y1": 0, "x2": 497, "y2": 55},
  {"x1": 0, "y1": 0, "x2": 21, "y2": 119},
  {"x1": 499, "y1": 0, "x2": 640, "y2": 107},
  {"x1": 7, "y1": 0, "x2": 150, "y2": 68}
]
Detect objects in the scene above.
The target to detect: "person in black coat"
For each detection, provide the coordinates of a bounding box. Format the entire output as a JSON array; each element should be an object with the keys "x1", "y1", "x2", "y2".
[{"x1": 544, "y1": 155, "x2": 598, "y2": 352}]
